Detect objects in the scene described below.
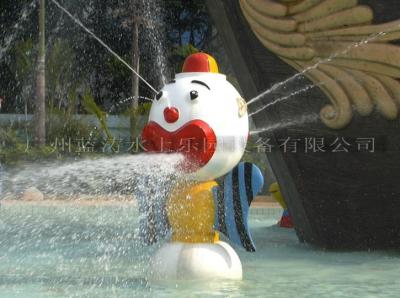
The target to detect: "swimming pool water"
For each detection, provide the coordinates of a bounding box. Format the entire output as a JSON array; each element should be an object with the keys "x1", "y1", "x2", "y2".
[{"x1": 0, "y1": 204, "x2": 399, "y2": 297}]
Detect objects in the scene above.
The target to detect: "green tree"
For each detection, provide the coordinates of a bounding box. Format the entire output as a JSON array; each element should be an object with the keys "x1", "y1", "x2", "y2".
[
  {"x1": 164, "y1": 1, "x2": 212, "y2": 49},
  {"x1": 34, "y1": 0, "x2": 46, "y2": 146},
  {"x1": 82, "y1": 89, "x2": 117, "y2": 151},
  {"x1": 46, "y1": 38, "x2": 76, "y2": 110},
  {"x1": 11, "y1": 39, "x2": 35, "y2": 115},
  {"x1": 130, "y1": 1, "x2": 141, "y2": 142}
]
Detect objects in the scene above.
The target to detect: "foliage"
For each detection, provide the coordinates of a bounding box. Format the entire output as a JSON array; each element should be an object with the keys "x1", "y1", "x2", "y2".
[
  {"x1": 0, "y1": 124, "x2": 57, "y2": 165},
  {"x1": 12, "y1": 39, "x2": 35, "y2": 82},
  {"x1": 164, "y1": 1, "x2": 212, "y2": 49},
  {"x1": 46, "y1": 38, "x2": 77, "y2": 110},
  {"x1": 1, "y1": 0, "x2": 216, "y2": 114},
  {"x1": 6, "y1": 37, "x2": 80, "y2": 114},
  {"x1": 173, "y1": 44, "x2": 199, "y2": 57},
  {"x1": 81, "y1": 89, "x2": 116, "y2": 149},
  {"x1": 138, "y1": 102, "x2": 152, "y2": 116},
  {"x1": 171, "y1": 43, "x2": 199, "y2": 73},
  {"x1": 0, "y1": 125, "x2": 21, "y2": 149},
  {"x1": 0, "y1": 116, "x2": 108, "y2": 166},
  {"x1": 46, "y1": 110, "x2": 102, "y2": 148},
  {"x1": 9, "y1": 39, "x2": 35, "y2": 113}
]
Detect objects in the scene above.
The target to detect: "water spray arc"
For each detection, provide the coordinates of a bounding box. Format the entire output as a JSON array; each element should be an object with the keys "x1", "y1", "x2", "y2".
[
  {"x1": 243, "y1": 26, "x2": 397, "y2": 134},
  {"x1": 246, "y1": 28, "x2": 395, "y2": 117},
  {"x1": 141, "y1": 53, "x2": 264, "y2": 280},
  {"x1": 250, "y1": 114, "x2": 320, "y2": 136},
  {"x1": 50, "y1": 0, "x2": 158, "y2": 95},
  {"x1": 249, "y1": 83, "x2": 320, "y2": 118}
]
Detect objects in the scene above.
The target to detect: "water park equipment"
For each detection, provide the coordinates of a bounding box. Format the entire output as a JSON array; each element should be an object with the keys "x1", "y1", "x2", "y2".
[{"x1": 141, "y1": 53, "x2": 264, "y2": 280}]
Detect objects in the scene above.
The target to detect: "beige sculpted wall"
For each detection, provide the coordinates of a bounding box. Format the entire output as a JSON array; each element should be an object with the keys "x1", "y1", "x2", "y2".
[{"x1": 240, "y1": 0, "x2": 400, "y2": 129}]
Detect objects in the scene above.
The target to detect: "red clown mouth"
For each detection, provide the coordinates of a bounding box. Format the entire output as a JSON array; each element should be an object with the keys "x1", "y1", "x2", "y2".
[{"x1": 141, "y1": 120, "x2": 217, "y2": 172}]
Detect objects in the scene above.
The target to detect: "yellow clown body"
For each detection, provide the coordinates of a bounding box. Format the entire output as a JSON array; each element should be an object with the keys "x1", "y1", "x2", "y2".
[
  {"x1": 151, "y1": 179, "x2": 243, "y2": 280},
  {"x1": 167, "y1": 181, "x2": 219, "y2": 243}
]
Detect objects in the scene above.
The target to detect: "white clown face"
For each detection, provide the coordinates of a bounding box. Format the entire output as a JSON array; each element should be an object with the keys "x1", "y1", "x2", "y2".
[{"x1": 141, "y1": 72, "x2": 249, "y2": 181}]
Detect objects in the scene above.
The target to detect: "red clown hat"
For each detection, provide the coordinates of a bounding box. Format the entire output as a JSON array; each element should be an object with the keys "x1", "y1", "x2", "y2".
[{"x1": 182, "y1": 53, "x2": 219, "y2": 73}]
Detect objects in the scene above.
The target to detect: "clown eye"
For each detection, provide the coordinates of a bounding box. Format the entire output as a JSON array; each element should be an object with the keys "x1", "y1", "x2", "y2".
[
  {"x1": 155, "y1": 91, "x2": 163, "y2": 101},
  {"x1": 190, "y1": 90, "x2": 199, "y2": 101}
]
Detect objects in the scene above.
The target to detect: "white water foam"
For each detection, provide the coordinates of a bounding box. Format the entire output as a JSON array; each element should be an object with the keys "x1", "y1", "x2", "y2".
[{"x1": 3, "y1": 154, "x2": 183, "y2": 198}]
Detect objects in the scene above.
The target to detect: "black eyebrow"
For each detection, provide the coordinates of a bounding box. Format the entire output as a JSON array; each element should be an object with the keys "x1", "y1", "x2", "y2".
[
  {"x1": 169, "y1": 80, "x2": 176, "y2": 84},
  {"x1": 191, "y1": 80, "x2": 210, "y2": 90}
]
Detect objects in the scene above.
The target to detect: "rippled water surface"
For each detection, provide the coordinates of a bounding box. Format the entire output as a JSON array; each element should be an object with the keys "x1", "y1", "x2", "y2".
[{"x1": 0, "y1": 205, "x2": 399, "y2": 297}]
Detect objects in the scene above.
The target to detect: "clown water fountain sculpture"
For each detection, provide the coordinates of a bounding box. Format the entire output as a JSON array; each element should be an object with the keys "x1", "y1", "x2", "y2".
[{"x1": 141, "y1": 53, "x2": 264, "y2": 280}]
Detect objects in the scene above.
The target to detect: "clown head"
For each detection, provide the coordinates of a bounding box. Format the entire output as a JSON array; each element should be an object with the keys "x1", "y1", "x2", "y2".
[{"x1": 142, "y1": 53, "x2": 249, "y2": 181}]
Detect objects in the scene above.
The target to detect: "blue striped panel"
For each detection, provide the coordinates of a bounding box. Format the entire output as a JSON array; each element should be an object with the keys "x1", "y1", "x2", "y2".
[
  {"x1": 223, "y1": 171, "x2": 242, "y2": 246},
  {"x1": 238, "y1": 163, "x2": 254, "y2": 249}
]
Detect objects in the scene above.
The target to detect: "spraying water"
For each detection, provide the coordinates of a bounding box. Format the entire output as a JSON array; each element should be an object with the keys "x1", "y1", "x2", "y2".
[
  {"x1": 245, "y1": 27, "x2": 399, "y2": 133},
  {"x1": 249, "y1": 83, "x2": 320, "y2": 118},
  {"x1": 2, "y1": 153, "x2": 184, "y2": 243},
  {"x1": 49, "y1": 0, "x2": 158, "y2": 95},
  {"x1": 250, "y1": 114, "x2": 320, "y2": 135},
  {"x1": 140, "y1": 0, "x2": 170, "y2": 87},
  {"x1": 246, "y1": 28, "x2": 394, "y2": 113},
  {"x1": 3, "y1": 154, "x2": 182, "y2": 198},
  {"x1": 108, "y1": 96, "x2": 153, "y2": 114},
  {"x1": 0, "y1": 1, "x2": 37, "y2": 60}
]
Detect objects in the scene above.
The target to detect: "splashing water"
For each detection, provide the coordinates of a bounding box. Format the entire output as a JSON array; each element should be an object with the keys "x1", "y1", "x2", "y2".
[
  {"x1": 3, "y1": 153, "x2": 184, "y2": 244},
  {"x1": 49, "y1": 0, "x2": 158, "y2": 94},
  {"x1": 249, "y1": 83, "x2": 321, "y2": 117},
  {"x1": 0, "y1": 1, "x2": 37, "y2": 60},
  {"x1": 108, "y1": 95, "x2": 153, "y2": 114},
  {"x1": 246, "y1": 27, "x2": 395, "y2": 113},
  {"x1": 140, "y1": 0, "x2": 170, "y2": 87},
  {"x1": 250, "y1": 114, "x2": 320, "y2": 135},
  {"x1": 3, "y1": 154, "x2": 183, "y2": 198},
  {"x1": 0, "y1": 3, "x2": 34, "y2": 51}
]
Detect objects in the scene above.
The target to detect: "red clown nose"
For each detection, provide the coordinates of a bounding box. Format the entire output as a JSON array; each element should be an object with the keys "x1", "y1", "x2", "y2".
[{"x1": 164, "y1": 107, "x2": 179, "y2": 123}]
